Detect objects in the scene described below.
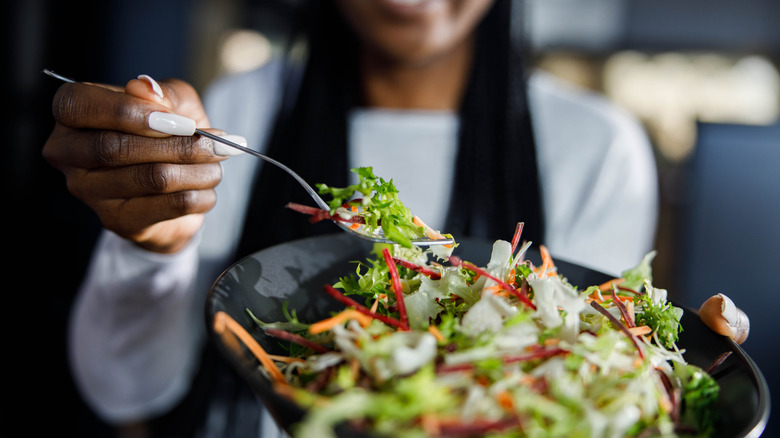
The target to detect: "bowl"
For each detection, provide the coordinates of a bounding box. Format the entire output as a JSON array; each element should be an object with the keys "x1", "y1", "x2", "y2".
[{"x1": 206, "y1": 233, "x2": 770, "y2": 437}]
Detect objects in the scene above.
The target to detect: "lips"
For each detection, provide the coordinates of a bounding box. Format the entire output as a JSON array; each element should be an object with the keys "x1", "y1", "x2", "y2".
[
  {"x1": 373, "y1": 0, "x2": 447, "y2": 18},
  {"x1": 386, "y1": 0, "x2": 426, "y2": 5}
]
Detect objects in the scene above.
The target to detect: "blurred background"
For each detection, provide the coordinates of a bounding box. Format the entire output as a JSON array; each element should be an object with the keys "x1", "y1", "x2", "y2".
[{"x1": 4, "y1": 0, "x2": 778, "y2": 436}]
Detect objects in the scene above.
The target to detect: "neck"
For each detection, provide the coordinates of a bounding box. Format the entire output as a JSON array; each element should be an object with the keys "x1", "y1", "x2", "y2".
[{"x1": 359, "y1": 39, "x2": 474, "y2": 111}]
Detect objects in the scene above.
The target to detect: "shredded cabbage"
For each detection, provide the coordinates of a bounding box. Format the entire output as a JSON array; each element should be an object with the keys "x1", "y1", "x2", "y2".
[
  {"x1": 249, "y1": 176, "x2": 720, "y2": 436},
  {"x1": 246, "y1": 234, "x2": 720, "y2": 438}
]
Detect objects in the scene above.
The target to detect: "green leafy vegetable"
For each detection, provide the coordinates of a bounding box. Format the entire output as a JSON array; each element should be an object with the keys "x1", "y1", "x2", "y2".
[
  {"x1": 246, "y1": 221, "x2": 720, "y2": 437},
  {"x1": 316, "y1": 167, "x2": 424, "y2": 248},
  {"x1": 634, "y1": 284, "x2": 684, "y2": 349},
  {"x1": 675, "y1": 361, "x2": 720, "y2": 434}
]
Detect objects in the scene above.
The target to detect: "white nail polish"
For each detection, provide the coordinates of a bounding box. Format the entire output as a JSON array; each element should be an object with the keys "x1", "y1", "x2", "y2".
[
  {"x1": 213, "y1": 135, "x2": 247, "y2": 156},
  {"x1": 137, "y1": 74, "x2": 165, "y2": 99},
  {"x1": 148, "y1": 111, "x2": 196, "y2": 136},
  {"x1": 718, "y1": 293, "x2": 739, "y2": 327}
]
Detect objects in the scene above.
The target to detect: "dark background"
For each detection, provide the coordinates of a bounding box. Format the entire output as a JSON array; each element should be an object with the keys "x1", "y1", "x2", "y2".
[{"x1": 4, "y1": 0, "x2": 778, "y2": 436}]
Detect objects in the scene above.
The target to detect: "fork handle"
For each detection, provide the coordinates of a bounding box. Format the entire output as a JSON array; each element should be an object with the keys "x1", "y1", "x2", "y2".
[{"x1": 194, "y1": 129, "x2": 330, "y2": 210}]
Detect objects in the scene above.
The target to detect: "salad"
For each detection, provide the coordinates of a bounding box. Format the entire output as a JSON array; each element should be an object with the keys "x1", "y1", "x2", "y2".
[
  {"x1": 227, "y1": 170, "x2": 721, "y2": 437},
  {"x1": 286, "y1": 167, "x2": 454, "y2": 250}
]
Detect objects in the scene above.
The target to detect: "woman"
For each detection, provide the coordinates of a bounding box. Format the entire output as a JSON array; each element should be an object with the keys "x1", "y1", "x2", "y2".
[{"x1": 43, "y1": 0, "x2": 657, "y2": 436}]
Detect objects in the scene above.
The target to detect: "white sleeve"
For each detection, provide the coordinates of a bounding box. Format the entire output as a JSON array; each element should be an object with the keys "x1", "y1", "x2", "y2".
[
  {"x1": 68, "y1": 230, "x2": 204, "y2": 424},
  {"x1": 67, "y1": 63, "x2": 283, "y2": 427}
]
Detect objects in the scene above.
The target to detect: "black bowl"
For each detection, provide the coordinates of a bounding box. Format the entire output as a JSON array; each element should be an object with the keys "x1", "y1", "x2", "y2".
[{"x1": 206, "y1": 234, "x2": 770, "y2": 437}]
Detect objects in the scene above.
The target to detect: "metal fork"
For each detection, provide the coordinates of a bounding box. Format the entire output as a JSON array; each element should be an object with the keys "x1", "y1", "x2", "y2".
[{"x1": 43, "y1": 69, "x2": 453, "y2": 246}]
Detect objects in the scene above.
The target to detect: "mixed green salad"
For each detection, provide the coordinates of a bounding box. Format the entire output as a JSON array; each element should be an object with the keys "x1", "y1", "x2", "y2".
[
  {"x1": 241, "y1": 169, "x2": 720, "y2": 437},
  {"x1": 286, "y1": 167, "x2": 453, "y2": 250}
]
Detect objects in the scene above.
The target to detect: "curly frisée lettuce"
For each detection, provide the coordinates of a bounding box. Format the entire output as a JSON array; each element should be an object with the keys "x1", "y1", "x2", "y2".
[
  {"x1": 286, "y1": 167, "x2": 455, "y2": 250},
  {"x1": 239, "y1": 225, "x2": 721, "y2": 438}
]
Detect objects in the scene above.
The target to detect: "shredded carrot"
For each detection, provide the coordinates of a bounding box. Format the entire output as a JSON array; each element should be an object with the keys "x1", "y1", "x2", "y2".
[
  {"x1": 217, "y1": 321, "x2": 242, "y2": 354},
  {"x1": 214, "y1": 311, "x2": 286, "y2": 384},
  {"x1": 272, "y1": 381, "x2": 300, "y2": 401},
  {"x1": 309, "y1": 309, "x2": 374, "y2": 334},
  {"x1": 351, "y1": 205, "x2": 358, "y2": 213},
  {"x1": 537, "y1": 245, "x2": 555, "y2": 277},
  {"x1": 349, "y1": 222, "x2": 361, "y2": 230},
  {"x1": 544, "y1": 338, "x2": 559, "y2": 346},
  {"x1": 413, "y1": 216, "x2": 453, "y2": 248},
  {"x1": 658, "y1": 393, "x2": 674, "y2": 414},
  {"x1": 495, "y1": 290, "x2": 512, "y2": 299},
  {"x1": 420, "y1": 414, "x2": 441, "y2": 437},
  {"x1": 428, "y1": 325, "x2": 446, "y2": 342},
  {"x1": 588, "y1": 288, "x2": 606, "y2": 303},
  {"x1": 497, "y1": 391, "x2": 515, "y2": 411},
  {"x1": 269, "y1": 354, "x2": 305, "y2": 364},
  {"x1": 627, "y1": 325, "x2": 652, "y2": 336},
  {"x1": 598, "y1": 278, "x2": 624, "y2": 291},
  {"x1": 350, "y1": 358, "x2": 361, "y2": 381},
  {"x1": 484, "y1": 284, "x2": 503, "y2": 295}
]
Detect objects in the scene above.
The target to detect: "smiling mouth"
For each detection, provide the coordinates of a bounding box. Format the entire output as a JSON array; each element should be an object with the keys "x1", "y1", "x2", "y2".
[{"x1": 377, "y1": 0, "x2": 445, "y2": 15}]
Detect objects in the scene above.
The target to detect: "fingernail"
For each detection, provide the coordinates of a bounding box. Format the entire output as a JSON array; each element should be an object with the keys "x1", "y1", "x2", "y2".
[
  {"x1": 718, "y1": 293, "x2": 738, "y2": 327},
  {"x1": 137, "y1": 74, "x2": 164, "y2": 99},
  {"x1": 213, "y1": 134, "x2": 247, "y2": 156},
  {"x1": 148, "y1": 111, "x2": 196, "y2": 136}
]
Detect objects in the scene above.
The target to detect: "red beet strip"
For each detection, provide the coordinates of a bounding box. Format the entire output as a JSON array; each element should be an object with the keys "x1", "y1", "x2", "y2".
[
  {"x1": 590, "y1": 300, "x2": 645, "y2": 359},
  {"x1": 383, "y1": 248, "x2": 410, "y2": 331},
  {"x1": 704, "y1": 351, "x2": 733, "y2": 375},
  {"x1": 656, "y1": 368, "x2": 681, "y2": 422},
  {"x1": 510, "y1": 222, "x2": 524, "y2": 254},
  {"x1": 449, "y1": 255, "x2": 536, "y2": 310},
  {"x1": 392, "y1": 257, "x2": 441, "y2": 280},
  {"x1": 322, "y1": 284, "x2": 405, "y2": 330},
  {"x1": 436, "y1": 346, "x2": 568, "y2": 374},
  {"x1": 285, "y1": 202, "x2": 366, "y2": 224},
  {"x1": 436, "y1": 417, "x2": 522, "y2": 437},
  {"x1": 611, "y1": 289, "x2": 636, "y2": 328},
  {"x1": 503, "y1": 346, "x2": 568, "y2": 364},
  {"x1": 617, "y1": 285, "x2": 643, "y2": 296},
  {"x1": 263, "y1": 327, "x2": 330, "y2": 354}
]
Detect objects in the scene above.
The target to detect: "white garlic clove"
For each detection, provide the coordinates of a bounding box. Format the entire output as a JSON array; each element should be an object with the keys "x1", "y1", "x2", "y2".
[{"x1": 698, "y1": 293, "x2": 750, "y2": 344}]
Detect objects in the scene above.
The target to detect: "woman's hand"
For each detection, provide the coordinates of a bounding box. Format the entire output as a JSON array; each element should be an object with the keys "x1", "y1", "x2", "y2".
[{"x1": 43, "y1": 76, "x2": 231, "y2": 254}]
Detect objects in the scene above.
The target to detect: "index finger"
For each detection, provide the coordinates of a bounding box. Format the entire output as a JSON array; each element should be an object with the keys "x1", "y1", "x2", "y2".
[
  {"x1": 125, "y1": 76, "x2": 211, "y2": 130},
  {"x1": 51, "y1": 82, "x2": 196, "y2": 138}
]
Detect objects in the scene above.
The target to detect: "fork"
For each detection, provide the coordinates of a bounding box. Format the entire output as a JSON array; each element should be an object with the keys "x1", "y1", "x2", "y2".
[{"x1": 43, "y1": 69, "x2": 454, "y2": 247}]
